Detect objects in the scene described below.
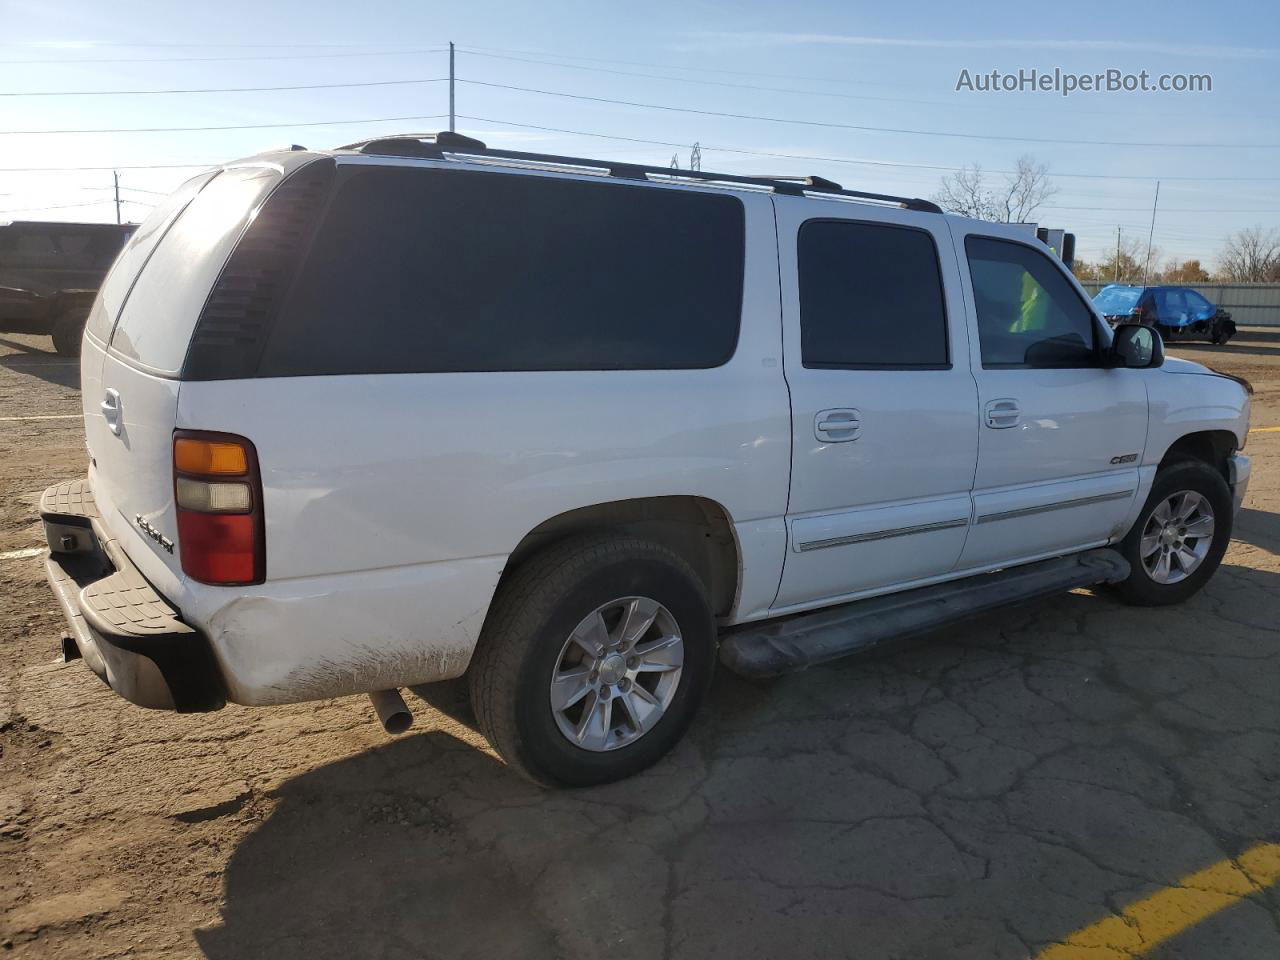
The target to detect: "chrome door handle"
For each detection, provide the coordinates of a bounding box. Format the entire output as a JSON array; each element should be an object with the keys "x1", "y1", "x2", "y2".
[
  {"x1": 100, "y1": 388, "x2": 121, "y2": 436},
  {"x1": 815, "y1": 408, "x2": 861, "y2": 442},
  {"x1": 984, "y1": 398, "x2": 1020, "y2": 429}
]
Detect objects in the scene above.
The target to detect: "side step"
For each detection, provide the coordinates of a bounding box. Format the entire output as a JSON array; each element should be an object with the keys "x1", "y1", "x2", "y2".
[{"x1": 719, "y1": 549, "x2": 1130, "y2": 679}]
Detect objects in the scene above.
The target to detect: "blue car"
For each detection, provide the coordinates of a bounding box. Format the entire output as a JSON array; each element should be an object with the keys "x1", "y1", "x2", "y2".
[{"x1": 1093, "y1": 284, "x2": 1236, "y2": 344}]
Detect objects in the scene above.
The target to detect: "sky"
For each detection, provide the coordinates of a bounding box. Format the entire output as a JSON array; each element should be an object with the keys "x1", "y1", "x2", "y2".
[{"x1": 2, "y1": 0, "x2": 1278, "y2": 270}]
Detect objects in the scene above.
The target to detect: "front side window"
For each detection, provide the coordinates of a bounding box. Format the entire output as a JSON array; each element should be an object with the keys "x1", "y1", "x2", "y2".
[
  {"x1": 797, "y1": 219, "x2": 948, "y2": 368},
  {"x1": 966, "y1": 236, "x2": 1099, "y2": 368},
  {"x1": 1185, "y1": 290, "x2": 1213, "y2": 315}
]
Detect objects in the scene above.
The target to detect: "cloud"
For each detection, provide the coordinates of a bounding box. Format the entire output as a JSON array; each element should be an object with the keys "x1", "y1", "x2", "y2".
[{"x1": 674, "y1": 32, "x2": 1277, "y2": 60}]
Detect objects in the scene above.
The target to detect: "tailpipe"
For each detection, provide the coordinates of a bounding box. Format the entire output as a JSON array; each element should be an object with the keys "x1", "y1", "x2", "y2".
[{"x1": 368, "y1": 688, "x2": 413, "y2": 735}]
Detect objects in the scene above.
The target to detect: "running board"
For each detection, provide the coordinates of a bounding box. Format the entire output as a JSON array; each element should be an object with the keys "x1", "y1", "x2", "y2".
[{"x1": 719, "y1": 549, "x2": 1130, "y2": 679}]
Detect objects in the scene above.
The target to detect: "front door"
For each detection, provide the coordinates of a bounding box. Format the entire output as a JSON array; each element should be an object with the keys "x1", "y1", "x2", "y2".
[
  {"x1": 952, "y1": 227, "x2": 1148, "y2": 571},
  {"x1": 772, "y1": 199, "x2": 979, "y2": 610}
]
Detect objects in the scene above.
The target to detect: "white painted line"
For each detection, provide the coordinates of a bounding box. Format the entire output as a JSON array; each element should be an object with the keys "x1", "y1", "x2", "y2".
[
  {"x1": 0, "y1": 414, "x2": 81, "y2": 422},
  {"x1": 0, "y1": 547, "x2": 45, "y2": 561}
]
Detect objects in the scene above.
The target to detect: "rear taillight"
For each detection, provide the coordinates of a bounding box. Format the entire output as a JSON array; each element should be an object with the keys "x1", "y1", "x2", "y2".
[
  {"x1": 173, "y1": 431, "x2": 264, "y2": 585},
  {"x1": 1130, "y1": 306, "x2": 1145, "y2": 321}
]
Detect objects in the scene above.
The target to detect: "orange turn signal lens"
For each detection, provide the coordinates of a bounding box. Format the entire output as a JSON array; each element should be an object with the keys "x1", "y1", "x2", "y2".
[{"x1": 174, "y1": 437, "x2": 249, "y2": 476}]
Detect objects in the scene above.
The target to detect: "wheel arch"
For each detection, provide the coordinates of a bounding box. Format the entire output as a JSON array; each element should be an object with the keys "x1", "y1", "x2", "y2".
[
  {"x1": 1157, "y1": 429, "x2": 1237, "y2": 482},
  {"x1": 501, "y1": 496, "x2": 741, "y2": 618}
]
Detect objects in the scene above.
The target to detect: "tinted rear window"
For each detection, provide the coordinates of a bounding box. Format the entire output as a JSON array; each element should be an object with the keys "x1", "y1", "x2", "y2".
[
  {"x1": 1092, "y1": 285, "x2": 1142, "y2": 315},
  {"x1": 256, "y1": 165, "x2": 745, "y2": 376},
  {"x1": 109, "y1": 166, "x2": 281, "y2": 374},
  {"x1": 798, "y1": 219, "x2": 949, "y2": 368}
]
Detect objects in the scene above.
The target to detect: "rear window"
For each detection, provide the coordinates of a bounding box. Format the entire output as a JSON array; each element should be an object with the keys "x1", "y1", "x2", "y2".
[
  {"x1": 109, "y1": 166, "x2": 281, "y2": 374},
  {"x1": 1092, "y1": 285, "x2": 1142, "y2": 315},
  {"x1": 256, "y1": 165, "x2": 745, "y2": 376},
  {"x1": 89, "y1": 170, "x2": 218, "y2": 343}
]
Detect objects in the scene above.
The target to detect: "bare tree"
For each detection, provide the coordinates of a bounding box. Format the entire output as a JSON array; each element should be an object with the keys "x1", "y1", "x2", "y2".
[
  {"x1": 1218, "y1": 226, "x2": 1280, "y2": 282},
  {"x1": 933, "y1": 155, "x2": 1056, "y2": 223}
]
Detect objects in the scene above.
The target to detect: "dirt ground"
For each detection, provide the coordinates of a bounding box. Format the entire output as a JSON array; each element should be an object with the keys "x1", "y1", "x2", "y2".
[{"x1": 2, "y1": 328, "x2": 1279, "y2": 960}]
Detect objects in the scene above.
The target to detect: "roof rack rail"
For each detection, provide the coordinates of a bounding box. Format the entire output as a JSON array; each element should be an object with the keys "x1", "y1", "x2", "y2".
[{"x1": 336, "y1": 132, "x2": 942, "y2": 214}]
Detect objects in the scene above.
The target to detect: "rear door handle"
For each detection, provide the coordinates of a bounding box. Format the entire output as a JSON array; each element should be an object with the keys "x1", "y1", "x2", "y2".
[
  {"x1": 100, "y1": 388, "x2": 121, "y2": 436},
  {"x1": 984, "y1": 398, "x2": 1020, "y2": 429},
  {"x1": 815, "y1": 408, "x2": 861, "y2": 442}
]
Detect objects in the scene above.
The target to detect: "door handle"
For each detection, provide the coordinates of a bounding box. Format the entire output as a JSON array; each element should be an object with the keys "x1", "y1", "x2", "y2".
[
  {"x1": 100, "y1": 388, "x2": 121, "y2": 436},
  {"x1": 984, "y1": 398, "x2": 1020, "y2": 429},
  {"x1": 815, "y1": 408, "x2": 861, "y2": 442}
]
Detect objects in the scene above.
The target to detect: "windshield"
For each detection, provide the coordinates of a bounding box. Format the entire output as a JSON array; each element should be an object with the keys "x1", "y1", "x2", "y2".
[{"x1": 1092, "y1": 285, "x2": 1143, "y2": 315}]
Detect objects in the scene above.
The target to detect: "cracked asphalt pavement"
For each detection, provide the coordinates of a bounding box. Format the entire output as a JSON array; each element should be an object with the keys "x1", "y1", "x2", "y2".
[{"x1": 2, "y1": 329, "x2": 1279, "y2": 959}]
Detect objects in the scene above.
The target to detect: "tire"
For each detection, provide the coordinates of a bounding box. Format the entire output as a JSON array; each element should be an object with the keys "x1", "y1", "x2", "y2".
[
  {"x1": 1112, "y1": 460, "x2": 1233, "y2": 606},
  {"x1": 50, "y1": 308, "x2": 87, "y2": 357},
  {"x1": 468, "y1": 534, "x2": 716, "y2": 787}
]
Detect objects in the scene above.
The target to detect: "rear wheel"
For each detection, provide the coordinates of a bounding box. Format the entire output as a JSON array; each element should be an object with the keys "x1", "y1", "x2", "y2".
[
  {"x1": 468, "y1": 535, "x2": 716, "y2": 787},
  {"x1": 1113, "y1": 460, "x2": 1232, "y2": 606},
  {"x1": 50, "y1": 306, "x2": 87, "y2": 357}
]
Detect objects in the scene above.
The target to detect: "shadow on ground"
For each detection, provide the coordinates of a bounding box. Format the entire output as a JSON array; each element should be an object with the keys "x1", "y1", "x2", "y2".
[
  {"x1": 196, "y1": 562, "x2": 1280, "y2": 960},
  {"x1": 0, "y1": 336, "x2": 80, "y2": 390}
]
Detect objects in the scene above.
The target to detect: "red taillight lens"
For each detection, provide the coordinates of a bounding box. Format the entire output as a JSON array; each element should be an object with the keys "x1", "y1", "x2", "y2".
[{"x1": 173, "y1": 430, "x2": 264, "y2": 585}]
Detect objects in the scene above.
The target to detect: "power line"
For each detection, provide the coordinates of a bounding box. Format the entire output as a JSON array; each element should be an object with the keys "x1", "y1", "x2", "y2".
[
  {"x1": 118, "y1": 186, "x2": 171, "y2": 196},
  {"x1": 458, "y1": 79, "x2": 1280, "y2": 150},
  {"x1": 459, "y1": 43, "x2": 891, "y2": 88},
  {"x1": 456, "y1": 49, "x2": 969, "y2": 110},
  {"x1": 0, "y1": 114, "x2": 447, "y2": 136},
  {"x1": 0, "y1": 47, "x2": 446, "y2": 65},
  {"x1": 456, "y1": 48, "x2": 1247, "y2": 124},
  {"x1": 0, "y1": 78, "x2": 448, "y2": 97},
  {"x1": 0, "y1": 199, "x2": 115, "y2": 214},
  {"x1": 454, "y1": 114, "x2": 1280, "y2": 182},
  {"x1": 0, "y1": 163, "x2": 215, "y2": 172}
]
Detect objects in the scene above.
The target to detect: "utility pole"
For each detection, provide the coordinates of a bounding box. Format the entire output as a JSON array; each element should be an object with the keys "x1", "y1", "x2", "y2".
[
  {"x1": 1142, "y1": 181, "x2": 1160, "y2": 284},
  {"x1": 113, "y1": 171, "x2": 121, "y2": 225},
  {"x1": 1114, "y1": 226, "x2": 1120, "y2": 282},
  {"x1": 448, "y1": 42, "x2": 455, "y2": 133}
]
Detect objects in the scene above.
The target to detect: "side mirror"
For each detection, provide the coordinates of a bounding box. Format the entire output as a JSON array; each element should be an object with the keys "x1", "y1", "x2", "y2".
[{"x1": 1108, "y1": 322, "x2": 1164, "y2": 369}]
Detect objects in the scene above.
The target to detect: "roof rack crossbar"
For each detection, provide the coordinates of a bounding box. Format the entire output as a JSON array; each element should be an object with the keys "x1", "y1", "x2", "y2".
[{"x1": 340, "y1": 133, "x2": 943, "y2": 214}]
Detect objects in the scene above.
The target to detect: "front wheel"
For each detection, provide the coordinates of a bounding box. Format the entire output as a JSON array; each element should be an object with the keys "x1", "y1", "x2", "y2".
[
  {"x1": 1112, "y1": 460, "x2": 1233, "y2": 606},
  {"x1": 468, "y1": 535, "x2": 716, "y2": 787}
]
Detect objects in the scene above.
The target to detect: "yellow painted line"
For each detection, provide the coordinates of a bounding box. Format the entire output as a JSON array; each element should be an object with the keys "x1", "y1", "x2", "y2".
[
  {"x1": 1250, "y1": 426, "x2": 1280, "y2": 434},
  {"x1": 0, "y1": 414, "x2": 80, "y2": 422},
  {"x1": 1036, "y1": 842, "x2": 1280, "y2": 959}
]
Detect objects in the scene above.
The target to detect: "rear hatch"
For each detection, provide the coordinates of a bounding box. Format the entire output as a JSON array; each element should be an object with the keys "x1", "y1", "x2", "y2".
[{"x1": 82, "y1": 164, "x2": 285, "y2": 587}]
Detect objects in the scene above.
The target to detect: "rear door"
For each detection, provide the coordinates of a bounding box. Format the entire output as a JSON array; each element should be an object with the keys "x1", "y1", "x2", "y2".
[
  {"x1": 772, "y1": 200, "x2": 979, "y2": 610},
  {"x1": 952, "y1": 228, "x2": 1147, "y2": 571},
  {"x1": 84, "y1": 165, "x2": 282, "y2": 586}
]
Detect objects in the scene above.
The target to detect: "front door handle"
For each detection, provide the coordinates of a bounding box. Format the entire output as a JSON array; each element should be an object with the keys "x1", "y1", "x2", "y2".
[
  {"x1": 815, "y1": 408, "x2": 861, "y2": 442},
  {"x1": 100, "y1": 388, "x2": 121, "y2": 436},
  {"x1": 984, "y1": 398, "x2": 1021, "y2": 429}
]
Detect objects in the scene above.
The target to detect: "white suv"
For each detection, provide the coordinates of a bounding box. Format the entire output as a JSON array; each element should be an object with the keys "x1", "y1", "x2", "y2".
[{"x1": 40, "y1": 132, "x2": 1251, "y2": 786}]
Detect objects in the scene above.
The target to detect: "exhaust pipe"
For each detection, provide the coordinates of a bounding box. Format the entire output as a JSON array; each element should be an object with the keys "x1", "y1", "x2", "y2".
[{"x1": 369, "y1": 688, "x2": 413, "y2": 735}]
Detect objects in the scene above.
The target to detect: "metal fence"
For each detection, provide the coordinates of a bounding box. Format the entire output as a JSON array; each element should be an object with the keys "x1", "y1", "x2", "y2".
[{"x1": 1079, "y1": 282, "x2": 1280, "y2": 327}]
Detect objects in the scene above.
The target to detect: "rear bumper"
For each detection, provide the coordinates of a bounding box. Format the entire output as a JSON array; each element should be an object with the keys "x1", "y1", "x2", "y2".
[
  {"x1": 40, "y1": 478, "x2": 225, "y2": 712},
  {"x1": 1229, "y1": 453, "x2": 1251, "y2": 516}
]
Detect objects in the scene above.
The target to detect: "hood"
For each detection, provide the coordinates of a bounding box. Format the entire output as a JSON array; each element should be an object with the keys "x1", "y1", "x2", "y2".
[
  {"x1": 1160, "y1": 355, "x2": 1254, "y2": 394},
  {"x1": 1161, "y1": 356, "x2": 1212, "y2": 375}
]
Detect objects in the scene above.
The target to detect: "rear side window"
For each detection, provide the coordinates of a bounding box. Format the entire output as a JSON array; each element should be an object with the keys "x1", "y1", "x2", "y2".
[
  {"x1": 797, "y1": 219, "x2": 949, "y2": 368},
  {"x1": 256, "y1": 166, "x2": 745, "y2": 376},
  {"x1": 109, "y1": 166, "x2": 281, "y2": 374},
  {"x1": 966, "y1": 236, "x2": 1098, "y2": 368},
  {"x1": 89, "y1": 170, "x2": 218, "y2": 343}
]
